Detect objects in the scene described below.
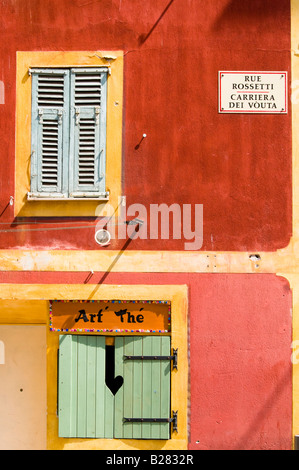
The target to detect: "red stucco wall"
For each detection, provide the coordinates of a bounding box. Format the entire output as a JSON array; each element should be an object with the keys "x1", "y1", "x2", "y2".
[
  {"x1": 0, "y1": 271, "x2": 292, "y2": 450},
  {"x1": 0, "y1": 0, "x2": 292, "y2": 251},
  {"x1": 188, "y1": 273, "x2": 292, "y2": 450}
]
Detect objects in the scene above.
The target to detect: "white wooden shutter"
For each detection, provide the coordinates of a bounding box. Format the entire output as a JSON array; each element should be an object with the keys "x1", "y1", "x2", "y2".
[
  {"x1": 29, "y1": 69, "x2": 69, "y2": 198},
  {"x1": 69, "y1": 68, "x2": 108, "y2": 198}
]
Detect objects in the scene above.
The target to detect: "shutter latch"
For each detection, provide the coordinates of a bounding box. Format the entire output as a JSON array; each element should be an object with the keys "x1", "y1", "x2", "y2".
[
  {"x1": 75, "y1": 107, "x2": 80, "y2": 125},
  {"x1": 124, "y1": 410, "x2": 178, "y2": 433},
  {"x1": 38, "y1": 108, "x2": 43, "y2": 124},
  {"x1": 124, "y1": 348, "x2": 178, "y2": 370},
  {"x1": 58, "y1": 109, "x2": 63, "y2": 125},
  {"x1": 95, "y1": 106, "x2": 100, "y2": 125}
]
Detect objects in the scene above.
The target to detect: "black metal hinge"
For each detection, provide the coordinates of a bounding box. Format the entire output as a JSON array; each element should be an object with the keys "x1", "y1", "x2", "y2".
[
  {"x1": 124, "y1": 410, "x2": 178, "y2": 433},
  {"x1": 124, "y1": 348, "x2": 178, "y2": 370}
]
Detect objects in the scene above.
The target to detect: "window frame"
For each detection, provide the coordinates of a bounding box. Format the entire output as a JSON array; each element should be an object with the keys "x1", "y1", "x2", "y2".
[{"x1": 15, "y1": 51, "x2": 123, "y2": 217}]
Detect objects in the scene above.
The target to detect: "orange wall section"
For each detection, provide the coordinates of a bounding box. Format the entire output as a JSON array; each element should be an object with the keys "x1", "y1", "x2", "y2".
[{"x1": 0, "y1": 0, "x2": 292, "y2": 251}]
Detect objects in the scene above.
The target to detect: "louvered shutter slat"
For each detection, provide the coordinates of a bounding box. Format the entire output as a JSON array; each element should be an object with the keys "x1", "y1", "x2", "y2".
[
  {"x1": 78, "y1": 118, "x2": 96, "y2": 185},
  {"x1": 37, "y1": 74, "x2": 64, "y2": 107},
  {"x1": 41, "y1": 119, "x2": 59, "y2": 187},
  {"x1": 75, "y1": 73, "x2": 101, "y2": 107}
]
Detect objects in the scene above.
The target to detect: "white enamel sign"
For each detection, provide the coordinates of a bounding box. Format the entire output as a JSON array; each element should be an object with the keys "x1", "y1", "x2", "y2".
[{"x1": 219, "y1": 71, "x2": 288, "y2": 114}]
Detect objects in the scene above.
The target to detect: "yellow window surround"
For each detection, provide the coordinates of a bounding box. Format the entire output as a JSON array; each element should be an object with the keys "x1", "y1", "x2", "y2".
[{"x1": 15, "y1": 51, "x2": 123, "y2": 217}]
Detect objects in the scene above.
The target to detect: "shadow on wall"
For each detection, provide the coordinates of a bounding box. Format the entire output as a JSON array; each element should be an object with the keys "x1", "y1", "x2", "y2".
[
  {"x1": 213, "y1": 0, "x2": 290, "y2": 31},
  {"x1": 138, "y1": 0, "x2": 176, "y2": 45}
]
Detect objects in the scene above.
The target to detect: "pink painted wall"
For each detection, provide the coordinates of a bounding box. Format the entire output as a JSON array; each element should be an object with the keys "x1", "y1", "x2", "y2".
[
  {"x1": 188, "y1": 274, "x2": 292, "y2": 450},
  {"x1": 0, "y1": 272, "x2": 292, "y2": 450}
]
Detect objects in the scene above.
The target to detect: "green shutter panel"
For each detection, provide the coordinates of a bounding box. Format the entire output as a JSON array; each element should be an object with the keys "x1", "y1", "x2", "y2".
[
  {"x1": 29, "y1": 69, "x2": 70, "y2": 198},
  {"x1": 59, "y1": 335, "x2": 172, "y2": 440},
  {"x1": 114, "y1": 336, "x2": 171, "y2": 440},
  {"x1": 58, "y1": 335, "x2": 114, "y2": 438},
  {"x1": 69, "y1": 68, "x2": 108, "y2": 198}
]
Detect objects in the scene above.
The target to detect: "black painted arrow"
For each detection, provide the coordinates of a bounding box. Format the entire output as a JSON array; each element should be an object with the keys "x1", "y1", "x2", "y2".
[{"x1": 105, "y1": 345, "x2": 124, "y2": 395}]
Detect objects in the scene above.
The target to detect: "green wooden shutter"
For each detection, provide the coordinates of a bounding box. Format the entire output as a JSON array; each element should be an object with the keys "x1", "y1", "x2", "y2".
[
  {"x1": 69, "y1": 68, "x2": 108, "y2": 198},
  {"x1": 58, "y1": 335, "x2": 172, "y2": 440},
  {"x1": 29, "y1": 69, "x2": 69, "y2": 198},
  {"x1": 58, "y1": 335, "x2": 114, "y2": 438},
  {"x1": 114, "y1": 336, "x2": 171, "y2": 440}
]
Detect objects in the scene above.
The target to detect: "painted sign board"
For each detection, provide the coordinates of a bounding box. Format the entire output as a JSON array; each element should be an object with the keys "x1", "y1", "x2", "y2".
[
  {"x1": 219, "y1": 71, "x2": 288, "y2": 114},
  {"x1": 50, "y1": 300, "x2": 171, "y2": 333}
]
